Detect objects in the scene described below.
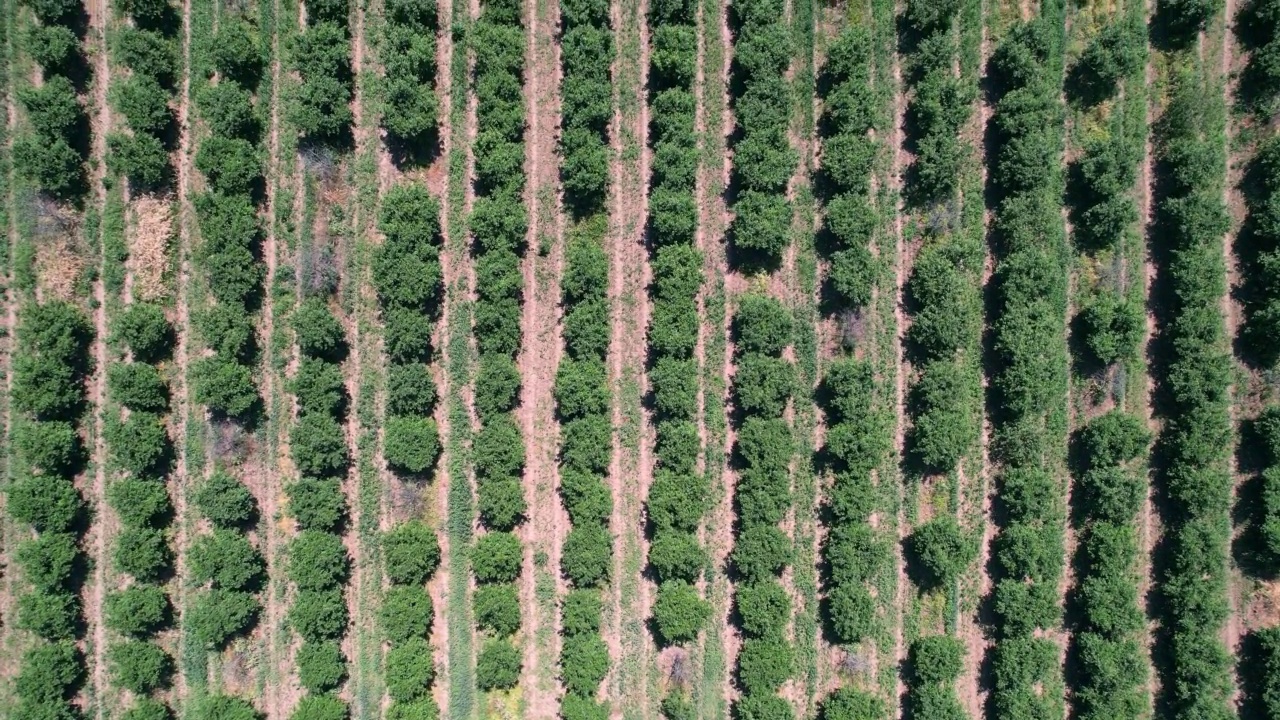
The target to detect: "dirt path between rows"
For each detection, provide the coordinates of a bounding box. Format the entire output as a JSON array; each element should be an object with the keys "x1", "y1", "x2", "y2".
[
  {"x1": 517, "y1": 0, "x2": 567, "y2": 714},
  {"x1": 85, "y1": 0, "x2": 114, "y2": 715},
  {"x1": 171, "y1": 0, "x2": 200, "y2": 709},
  {"x1": 0, "y1": 10, "x2": 20, "y2": 701}
]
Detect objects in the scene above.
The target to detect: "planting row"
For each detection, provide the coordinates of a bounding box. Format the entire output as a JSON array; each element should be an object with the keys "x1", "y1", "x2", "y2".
[
  {"x1": 16, "y1": 0, "x2": 89, "y2": 198},
  {"x1": 902, "y1": 0, "x2": 982, "y2": 479},
  {"x1": 986, "y1": 7, "x2": 1070, "y2": 720},
  {"x1": 1150, "y1": 22, "x2": 1233, "y2": 719},
  {"x1": 381, "y1": 0, "x2": 441, "y2": 148},
  {"x1": 644, "y1": 2, "x2": 712, "y2": 716},
  {"x1": 291, "y1": 0, "x2": 354, "y2": 144},
  {"x1": 728, "y1": 0, "x2": 796, "y2": 268},
  {"x1": 109, "y1": 0, "x2": 184, "y2": 189},
  {"x1": 471, "y1": 0, "x2": 528, "y2": 697},
  {"x1": 9, "y1": 302, "x2": 93, "y2": 720}
]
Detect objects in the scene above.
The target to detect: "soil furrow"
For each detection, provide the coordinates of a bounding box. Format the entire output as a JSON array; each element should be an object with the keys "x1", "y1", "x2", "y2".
[{"x1": 518, "y1": 0, "x2": 567, "y2": 713}]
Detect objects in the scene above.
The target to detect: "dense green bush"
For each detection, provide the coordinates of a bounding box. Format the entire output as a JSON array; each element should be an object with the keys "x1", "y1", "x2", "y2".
[
  {"x1": 288, "y1": 530, "x2": 350, "y2": 591},
  {"x1": 476, "y1": 638, "x2": 521, "y2": 690},
  {"x1": 290, "y1": 412, "x2": 349, "y2": 477},
  {"x1": 473, "y1": 531, "x2": 523, "y2": 584},
  {"x1": 290, "y1": 21, "x2": 353, "y2": 141},
  {"x1": 16, "y1": 590, "x2": 79, "y2": 639},
  {"x1": 474, "y1": 583, "x2": 521, "y2": 637},
  {"x1": 106, "y1": 411, "x2": 171, "y2": 477},
  {"x1": 193, "y1": 470, "x2": 256, "y2": 528},
  {"x1": 190, "y1": 529, "x2": 264, "y2": 590},
  {"x1": 112, "y1": 303, "x2": 172, "y2": 361},
  {"x1": 384, "y1": 416, "x2": 441, "y2": 474},
  {"x1": 387, "y1": 362, "x2": 438, "y2": 416},
  {"x1": 386, "y1": 637, "x2": 436, "y2": 702},
  {"x1": 188, "y1": 695, "x2": 260, "y2": 720},
  {"x1": 15, "y1": 533, "x2": 78, "y2": 591},
  {"x1": 287, "y1": 478, "x2": 346, "y2": 532},
  {"x1": 383, "y1": 521, "x2": 441, "y2": 585},
  {"x1": 108, "y1": 362, "x2": 169, "y2": 412},
  {"x1": 562, "y1": 524, "x2": 611, "y2": 588},
  {"x1": 108, "y1": 477, "x2": 171, "y2": 528},
  {"x1": 289, "y1": 694, "x2": 347, "y2": 720},
  {"x1": 191, "y1": 356, "x2": 258, "y2": 418},
  {"x1": 380, "y1": 586, "x2": 434, "y2": 642},
  {"x1": 114, "y1": 526, "x2": 171, "y2": 581},
  {"x1": 187, "y1": 589, "x2": 260, "y2": 647},
  {"x1": 908, "y1": 517, "x2": 975, "y2": 589},
  {"x1": 820, "y1": 687, "x2": 884, "y2": 720},
  {"x1": 736, "y1": 580, "x2": 790, "y2": 639},
  {"x1": 560, "y1": 634, "x2": 609, "y2": 696},
  {"x1": 107, "y1": 640, "x2": 170, "y2": 693},
  {"x1": 298, "y1": 640, "x2": 347, "y2": 693},
  {"x1": 105, "y1": 585, "x2": 169, "y2": 637},
  {"x1": 15, "y1": 640, "x2": 81, "y2": 703}
]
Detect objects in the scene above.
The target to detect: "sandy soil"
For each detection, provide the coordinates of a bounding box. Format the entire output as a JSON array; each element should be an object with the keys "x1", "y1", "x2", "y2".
[
  {"x1": 516, "y1": 0, "x2": 568, "y2": 713},
  {"x1": 85, "y1": 0, "x2": 115, "y2": 715}
]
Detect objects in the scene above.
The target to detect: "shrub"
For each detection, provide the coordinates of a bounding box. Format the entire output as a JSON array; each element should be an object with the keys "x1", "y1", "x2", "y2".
[
  {"x1": 106, "y1": 585, "x2": 169, "y2": 637},
  {"x1": 291, "y1": 413, "x2": 349, "y2": 478},
  {"x1": 473, "y1": 414, "x2": 525, "y2": 479},
  {"x1": 649, "y1": 531, "x2": 707, "y2": 583},
  {"x1": 289, "y1": 589, "x2": 348, "y2": 641},
  {"x1": 385, "y1": 700, "x2": 440, "y2": 720},
  {"x1": 475, "y1": 355, "x2": 519, "y2": 418},
  {"x1": 735, "y1": 695, "x2": 795, "y2": 720},
  {"x1": 14, "y1": 419, "x2": 81, "y2": 476},
  {"x1": 652, "y1": 581, "x2": 710, "y2": 645},
  {"x1": 289, "y1": 695, "x2": 347, "y2": 720},
  {"x1": 909, "y1": 361, "x2": 979, "y2": 472},
  {"x1": 910, "y1": 635, "x2": 965, "y2": 685},
  {"x1": 16, "y1": 590, "x2": 79, "y2": 639},
  {"x1": 388, "y1": 363, "x2": 439, "y2": 416},
  {"x1": 190, "y1": 529, "x2": 264, "y2": 590},
  {"x1": 114, "y1": 526, "x2": 172, "y2": 581},
  {"x1": 385, "y1": 416, "x2": 441, "y2": 474},
  {"x1": 473, "y1": 531, "x2": 523, "y2": 584},
  {"x1": 737, "y1": 580, "x2": 790, "y2": 639},
  {"x1": 6, "y1": 476, "x2": 82, "y2": 532},
  {"x1": 562, "y1": 589, "x2": 603, "y2": 636},
  {"x1": 107, "y1": 640, "x2": 171, "y2": 693},
  {"x1": 1080, "y1": 291, "x2": 1143, "y2": 365},
  {"x1": 187, "y1": 589, "x2": 259, "y2": 647},
  {"x1": 15, "y1": 533, "x2": 78, "y2": 590},
  {"x1": 287, "y1": 478, "x2": 346, "y2": 531},
  {"x1": 108, "y1": 362, "x2": 168, "y2": 412},
  {"x1": 554, "y1": 357, "x2": 610, "y2": 419},
  {"x1": 560, "y1": 468, "x2": 612, "y2": 525},
  {"x1": 648, "y1": 471, "x2": 708, "y2": 532},
  {"x1": 827, "y1": 584, "x2": 876, "y2": 644},
  {"x1": 193, "y1": 470, "x2": 256, "y2": 528},
  {"x1": 106, "y1": 411, "x2": 170, "y2": 477},
  {"x1": 198, "y1": 82, "x2": 258, "y2": 139},
  {"x1": 731, "y1": 524, "x2": 792, "y2": 582},
  {"x1": 15, "y1": 641, "x2": 81, "y2": 703},
  {"x1": 477, "y1": 476, "x2": 528, "y2": 530},
  {"x1": 561, "y1": 416, "x2": 612, "y2": 474},
  {"x1": 560, "y1": 634, "x2": 609, "y2": 696},
  {"x1": 189, "y1": 695, "x2": 260, "y2": 720},
  {"x1": 737, "y1": 638, "x2": 794, "y2": 694},
  {"x1": 298, "y1": 640, "x2": 347, "y2": 693},
  {"x1": 113, "y1": 303, "x2": 172, "y2": 361},
  {"x1": 562, "y1": 694, "x2": 609, "y2": 720},
  {"x1": 293, "y1": 298, "x2": 345, "y2": 359},
  {"x1": 195, "y1": 136, "x2": 261, "y2": 196},
  {"x1": 734, "y1": 295, "x2": 792, "y2": 356},
  {"x1": 474, "y1": 583, "x2": 521, "y2": 637},
  {"x1": 383, "y1": 521, "x2": 442, "y2": 585},
  {"x1": 562, "y1": 524, "x2": 611, "y2": 588},
  {"x1": 380, "y1": 586, "x2": 434, "y2": 642},
  {"x1": 121, "y1": 698, "x2": 172, "y2": 720},
  {"x1": 476, "y1": 639, "x2": 521, "y2": 690},
  {"x1": 734, "y1": 354, "x2": 794, "y2": 416},
  {"x1": 908, "y1": 517, "x2": 975, "y2": 589},
  {"x1": 820, "y1": 687, "x2": 884, "y2": 720},
  {"x1": 650, "y1": 357, "x2": 698, "y2": 419},
  {"x1": 107, "y1": 477, "x2": 171, "y2": 528},
  {"x1": 190, "y1": 356, "x2": 258, "y2": 417},
  {"x1": 288, "y1": 530, "x2": 350, "y2": 590}
]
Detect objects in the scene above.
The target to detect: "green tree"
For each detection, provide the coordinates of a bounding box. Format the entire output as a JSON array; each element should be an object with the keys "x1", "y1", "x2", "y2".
[
  {"x1": 736, "y1": 580, "x2": 789, "y2": 639},
  {"x1": 15, "y1": 641, "x2": 81, "y2": 703},
  {"x1": 820, "y1": 687, "x2": 885, "y2": 720},
  {"x1": 737, "y1": 638, "x2": 794, "y2": 694},
  {"x1": 287, "y1": 478, "x2": 346, "y2": 531},
  {"x1": 190, "y1": 529, "x2": 264, "y2": 590},
  {"x1": 382, "y1": 521, "x2": 441, "y2": 585},
  {"x1": 475, "y1": 583, "x2": 521, "y2": 637},
  {"x1": 293, "y1": 298, "x2": 345, "y2": 359},
  {"x1": 188, "y1": 695, "x2": 261, "y2": 720},
  {"x1": 387, "y1": 638, "x2": 436, "y2": 702},
  {"x1": 105, "y1": 585, "x2": 169, "y2": 637},
  {"x1": 380, "y1": 586, "x2": 434, "y2": 642},
  {"x1": 192, "y1": 470, "x2": 256, "y2": 528},
  {"x1": 113, "y1": 303, "x2": 172, "y2": 362},
  {"x1": 108, "y1": 362, "x2": 168, "y2": 412},
  {"x1": 385, "y1": 416, "x2": 441, "y2": 475},
  {"x1": 16, "y1": 590, "x2": 79, "y2": 639},
  {"x1": 560, "y1": 634, "x2": 609, "y2": 696},
  {"x1": 297, "y1": 640, "x2": 347, "y2": 693},
  {"x1": 187, "y1": 589, "x2": 260, "y2": 648},
  {"x1": 652, "y1": 581, "x2": 711, "y2": 645},
  {"x1": 388, "y1": 363, "x2": 438, "y2": 416},
  {"x1": 290, "y1": 413, "x2": 348, "y2": 478},
  {"x1": 288, "y1": 530, "x2": 350, "y2": 591},
  {"x1": 289, "y1": 695, "x2": 347, "y2": 720},
  {"x1": 289, "y1": 589, "x2": 348, "y2": 641},
  {"x1": 107, "y1": 640, "x2": 171, "y2": 693},
  {"x1": 473, "y1": 531, "x2": 523, "y2": 584},
  {"x1": 191, "y1": 356, "x2": 258, "y2": 418},
  {"x1": 476, "y1": 638, "x2": 521, "y2": 690},
  {"x1": 909, "y1": 517, "x2": 976, "y2": 590},
  {"x1": 562, "y1": 524, "x2": 611, "y2": 588},
  {"x1": 114, "y1": 526, "x2": 172, "y2": 581},
  {"x1": 106, "y1": 411, "x2": 170, "y2": 477},
  {"x1": 14, "y1": 419, "x2": 81, "y2": 476},
  {"x1": 7, "y1": 476, "x2": 83, "y2": 532},
  {"x1": 15, "y1": 533, "x2": 78, "y2": 591}
]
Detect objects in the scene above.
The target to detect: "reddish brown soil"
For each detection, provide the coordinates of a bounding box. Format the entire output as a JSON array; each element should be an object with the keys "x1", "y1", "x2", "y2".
[{"x1": 516, "y1": 0, "x2": 568, "y2": 713}]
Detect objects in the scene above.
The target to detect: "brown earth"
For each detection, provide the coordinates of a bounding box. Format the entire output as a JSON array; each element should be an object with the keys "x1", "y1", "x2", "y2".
[{"x1": 516, "y1": 0, "x2": 569, "y2": 713}]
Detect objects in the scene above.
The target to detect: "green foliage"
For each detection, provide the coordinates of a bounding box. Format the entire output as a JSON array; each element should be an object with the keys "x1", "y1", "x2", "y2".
[
  {"x1": 15, "y1": 641, "x2": 81, "y2": 704},
  {"x1": 910, "y1": 635, "x2": 965, "y2": 684},
  {"x1": 909, "y1": 360, "x2": 979, "y2": 472},
  {"x1": 561, "y1": 589, "x2": 603, "y2": 636},
  {"x1": 649, "y1": 531, "x2": 707, "y2": 583},
  {"x1": 197, "y1": 82, "x2": 258, "y2": 140},
  {"x1": 190, "y1": 529, "x2": 264, "y2": 590},
  {"x1": 122, "y1": 698, "x2": 172, "y2": 720},
  {"x1": 473, "y1": 532, "x2": 522, "y2": 584},
  {"x1": 736, "y1": 580, "x2": 789, "y2": 639},
  {"x1": 385, "y1": 416, "x2": 441, "y2": 474},
  {"x1": 106, "y1": 411, "x2": 170, "y2": 477},
  {"x1": 475, "y1": 355, "x2": 519, "y2": 418},
  {"x1": 476, "y1": 638, "x2": 521, "y2": 690},
  {"x1": 562, "y1": 524, "x2": 611, "y2": 588},
  {"x1": 287, "y1": 478, "x2": 346, "y2": 532},
  {"x1": 734, "y1": 354, "x2": 794, "y2": 416},
  {"x1": 290, "y1": 413, "x2": 348, "y2": 478},
  {"x1": 1072, "y1": 18, "x2": 1144, "y2": 104},
  {"x1": 293, "y1": 299, "x2": 345, "y2": 360},
  {"x1": 193, "y1": 471, "x2": 256, "y2": 528},
  {"x1": 116, "y1": 28, "x2": 178, "y2": 85},
  {"x1": 474, "y1": 583, "x2": 521, "y2": 637},
  {"x1": 561, "y1": 416, "x2": 612, "y2": 474},
  {"x1": 16, "y1": 590, "x2": 79, "y2": 639},
  {"x1": 908, "y1": 517, "x2": 975, "y2": 589},
  {"x1": 1080, "y1": 291, "x2": 1143, "y2": 365},
  {"x1": 820, "y1": 687, "x2": 885, "y2": 720},
  {"x1": 737, "y1": 638, "x2": 794, "y2": 694},
  {"x1": 560, "y1": 634, "x2": 609, "y2": 696},
  {"x1": 7, "y1": 476, "x2": 82, "y2": 532},
  {"x1": 108, "y1": 362, "x2": 168, "y2": 412},
  {"x1": 554, "y1": 357, "x2": 609, "y2": 420},
  {"x1": 289, "y1": 695, "x2": 347, "y2": 720},
  {"x1": 827, "y1": 584, "x2": 876, "y2": 644},
  {"x1": 650, "y1": 576, "x2": 711, "y2": 645},
  {"x1": 647, "y1": 470, "x2": 709, "y2": 532},
  {"x1": 288, "y1": 530, "x2": 349, "y2": 591},
  {"x1": 113, "y1": 77, "x2": 172, "y2": 137},
  {"x1": 289, "y1": 589, "x2": 348, "y2": 641},
  {"x1": 108, "y1": 477, "x2": 171, "y2": 528},
  {"x1": 474, "y1": 414, "x2": 525, "y2": 480},
  {"x1": 105, "y1": 585, "x2": 169, "y2": 637},
  {"x1": 107, "y1": 640, "x2": 170, "y2": 693},
  {"x1": 114, "y1": 526, "x2": 172, "y2": 581},
  {"x1": 188, "y1": 695, "x2": 261, "y2": 720},
  {"x1": 113, "y1": 303, "x2": 172, "y2": 362},
  {"x1": 298, "y1": 640, "x2": 347, "y2": 693},
  {"x1": 560, "y1": 469, "x2": 611, "y2": 525},
  {"x1": 731, "y1": 190, "x2": 791, "y2": 261},
  {"x1": 388, "y1": 363, "x2": 438, "y2": 416},
  {"x1": 187, "y1": 589, "x2": 260, "y2": 647},
  {"x1": 731, "y1": 525, "x2": 791, "y2": 582},
  {"x1": 26, "y1": 24, "x2": 78, "y2": 73},
  {"x1": 15, "y1": 533, "x2": 78, "y2": 591},
  {"x1": 289, "y1": 22, "x2": 353, "y2": 141},
  {"x1": 383, "y1": 521, "x2": 441, "y2": 585},
  {"x1": 734, "y1": 295, "x2": 792, "y2": 356},
  {"x1": 477, "y1": 476, "x2": 528, "y2": 530},
  {"x1": 190, "y1": 356, "x2": 258, "y2": 417},
  {"x1": 14, "y1": 420, "x2": 81, "y2": 476},
  {"x1": 380, "y1": 586, "x2": 434, "y2": 642},
  {"x1": 291, "y1": 359, "x2": 346, "y2": 418}
]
